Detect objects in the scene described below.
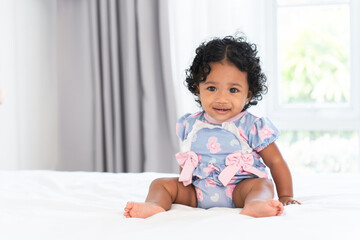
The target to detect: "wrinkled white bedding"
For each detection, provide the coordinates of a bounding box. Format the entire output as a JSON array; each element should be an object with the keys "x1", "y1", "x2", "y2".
[{"x1": 0, "y1": 170, "x2": 359, "y2": 240}]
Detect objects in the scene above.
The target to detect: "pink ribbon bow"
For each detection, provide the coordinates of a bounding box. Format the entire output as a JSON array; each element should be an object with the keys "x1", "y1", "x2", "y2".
[
  {"x1": 218, "y1": 151, "x2": 268, "y2": 186},
  {"x1": 176, "y1": 151, "x2": 199, "y2": 186}
]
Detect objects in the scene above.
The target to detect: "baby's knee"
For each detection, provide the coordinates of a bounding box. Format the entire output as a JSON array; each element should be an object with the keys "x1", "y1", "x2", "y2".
[
  {"x1": 149, "y1": 177, "x2": 178, "y2": 189},
  {"x1": 255, "y1": 178, "x2": 274, "y2": 189}
]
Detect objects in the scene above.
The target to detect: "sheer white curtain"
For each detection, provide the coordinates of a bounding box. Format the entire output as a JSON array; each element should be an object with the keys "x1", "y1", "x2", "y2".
[{"x1": 169, "y1": 0, "x2": 269, "y2": 118}]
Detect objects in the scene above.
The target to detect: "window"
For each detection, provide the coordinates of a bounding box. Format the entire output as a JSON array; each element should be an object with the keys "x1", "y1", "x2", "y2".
[
  {"x1": 278, "y1": 2, "x2": 350, "y2": 106},
  {"x1": 267, "y1": 0, "x2": 360, "y2": 173}
]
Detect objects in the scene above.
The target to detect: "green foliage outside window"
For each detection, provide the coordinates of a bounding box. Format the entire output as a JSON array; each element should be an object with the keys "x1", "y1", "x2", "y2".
[{"x1": 280, "y1": 7, "x2": 350, "y2": 104}]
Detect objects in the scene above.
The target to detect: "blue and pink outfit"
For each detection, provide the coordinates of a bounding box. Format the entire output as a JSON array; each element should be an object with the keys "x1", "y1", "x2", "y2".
[{"x1": 176, "y1": 111, "x2": 279, "y2": 209}]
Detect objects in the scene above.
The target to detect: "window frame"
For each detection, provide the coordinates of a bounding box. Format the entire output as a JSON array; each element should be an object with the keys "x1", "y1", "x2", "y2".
[{"x1": 265, "y1": 0, "x2": 360, "y2": 131}]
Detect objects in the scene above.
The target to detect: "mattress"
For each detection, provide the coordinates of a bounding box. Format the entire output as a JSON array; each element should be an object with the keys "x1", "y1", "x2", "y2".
[{"x1": 0, "y1": 170, "x2": 359, "y2": 240}]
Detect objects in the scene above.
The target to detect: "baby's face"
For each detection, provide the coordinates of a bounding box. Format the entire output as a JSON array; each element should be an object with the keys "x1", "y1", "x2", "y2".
[{"x1": 197, "y1": 61, "x2": 252, "y2": 122}]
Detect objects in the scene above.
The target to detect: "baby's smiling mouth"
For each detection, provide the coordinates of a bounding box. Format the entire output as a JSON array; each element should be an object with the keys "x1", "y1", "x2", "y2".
[{"x1": 213, "y1": 107, "x2": 231, "y2": 113}]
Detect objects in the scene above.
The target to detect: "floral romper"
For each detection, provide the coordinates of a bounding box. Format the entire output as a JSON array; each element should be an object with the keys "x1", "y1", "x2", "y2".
[{"x1": 176, "y1": 111, "x2": 279, "y2": 209}]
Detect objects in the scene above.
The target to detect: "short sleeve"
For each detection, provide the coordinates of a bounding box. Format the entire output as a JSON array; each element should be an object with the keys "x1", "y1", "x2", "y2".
[
  {"x1": 176, "y1": 113, "x2": 192, "y2": 142},
  {"x1": 247, "y1": 117, "x2": 280, "y2": 152}
]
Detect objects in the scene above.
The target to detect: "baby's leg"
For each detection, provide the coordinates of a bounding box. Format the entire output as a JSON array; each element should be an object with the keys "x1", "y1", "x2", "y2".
[
  {"x1": 124, "y1": 177, "x2": 197, "y2": 218},
  {"x1": 232, "y1": 178, "x2": 284, "y2": 218}
]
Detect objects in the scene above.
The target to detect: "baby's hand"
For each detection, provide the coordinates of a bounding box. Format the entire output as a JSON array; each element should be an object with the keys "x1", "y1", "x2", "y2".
[{"x1": 279, "y1": 196, "x2": 301, "y2": 206}]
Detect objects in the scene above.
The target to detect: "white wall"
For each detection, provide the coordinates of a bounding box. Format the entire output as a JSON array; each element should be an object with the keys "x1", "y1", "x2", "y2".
[{"x1": 0, "y1": 0, "x2": 58, "y2": 170}]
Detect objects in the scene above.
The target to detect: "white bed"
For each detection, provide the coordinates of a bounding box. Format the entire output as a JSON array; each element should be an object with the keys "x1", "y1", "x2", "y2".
[{"x1": 0, "y1": 170, "x2": 359, "y2": 240}]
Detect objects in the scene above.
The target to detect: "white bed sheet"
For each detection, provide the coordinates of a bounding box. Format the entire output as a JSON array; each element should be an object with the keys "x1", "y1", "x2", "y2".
[{"x1": 0, "y1": 170, "x2": 359, "y2": 240}]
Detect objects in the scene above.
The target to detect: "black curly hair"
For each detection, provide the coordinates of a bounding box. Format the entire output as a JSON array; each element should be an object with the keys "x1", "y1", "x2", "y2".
[{"x1": 185, "y1": 35, "x2": 268, "y2": 111}]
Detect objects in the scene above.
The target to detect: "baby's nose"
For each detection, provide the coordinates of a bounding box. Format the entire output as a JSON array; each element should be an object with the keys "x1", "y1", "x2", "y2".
[{"x1": 215, "y1": 90, "x2": 229, "y2": 103}]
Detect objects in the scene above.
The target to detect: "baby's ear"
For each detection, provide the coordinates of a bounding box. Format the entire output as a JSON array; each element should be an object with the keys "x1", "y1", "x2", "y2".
[
  {"x1": 195, "y1": 85, "x2": 200, "y2": 95},
  {"x1": 195, "y1": 85, "x2": 202, "y2": 105},
  {"x1": 247, "y1": 90, "x2": 253, "y2": 101}
]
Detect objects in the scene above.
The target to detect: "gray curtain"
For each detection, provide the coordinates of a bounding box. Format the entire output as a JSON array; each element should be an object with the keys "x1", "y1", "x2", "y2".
[{"x1": 57, "y1": 0, "x2": 179, "y2": 173}]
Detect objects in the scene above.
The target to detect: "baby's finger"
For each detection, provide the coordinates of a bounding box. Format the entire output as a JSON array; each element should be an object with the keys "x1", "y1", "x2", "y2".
[{"x1": 289, "y1": 200, "x2": 301, "y2": 205}]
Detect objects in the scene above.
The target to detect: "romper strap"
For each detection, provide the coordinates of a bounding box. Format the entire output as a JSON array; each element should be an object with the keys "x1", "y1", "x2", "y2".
[{"x1": 180, "y1": 120, "x2": 252, "y2": 152}]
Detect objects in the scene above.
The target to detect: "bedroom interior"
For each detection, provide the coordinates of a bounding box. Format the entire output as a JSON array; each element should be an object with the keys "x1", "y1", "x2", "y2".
[{"x1": 0, "y1": 0, "x2": 359, "y2": 239}]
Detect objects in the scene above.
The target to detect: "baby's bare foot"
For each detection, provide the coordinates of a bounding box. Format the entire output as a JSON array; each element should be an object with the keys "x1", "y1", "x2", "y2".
[
  {"x1": 123, "y1": 202, "x2": 165, "y2": 218},
  {"x1": 240, "y1": 200, "x2": 284, "y2": 218}
]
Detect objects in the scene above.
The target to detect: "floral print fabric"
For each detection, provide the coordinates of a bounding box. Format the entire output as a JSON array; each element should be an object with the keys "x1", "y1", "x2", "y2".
[{"x1": 176, "y1": 111, "x2": 279, "y2": 209}]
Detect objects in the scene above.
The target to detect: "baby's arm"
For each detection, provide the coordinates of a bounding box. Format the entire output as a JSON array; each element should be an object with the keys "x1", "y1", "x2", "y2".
[{"x1": 259, "y1": 142, "x2": 301, "y2": 205}]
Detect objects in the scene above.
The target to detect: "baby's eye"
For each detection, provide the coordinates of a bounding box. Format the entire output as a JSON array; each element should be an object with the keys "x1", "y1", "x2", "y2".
[
  {"x1": 230, "y1": 88, "x2": 239, "y2": 93},
  {"x1": 207, "y1": 86, "x2": 216, "y2": 91}
]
